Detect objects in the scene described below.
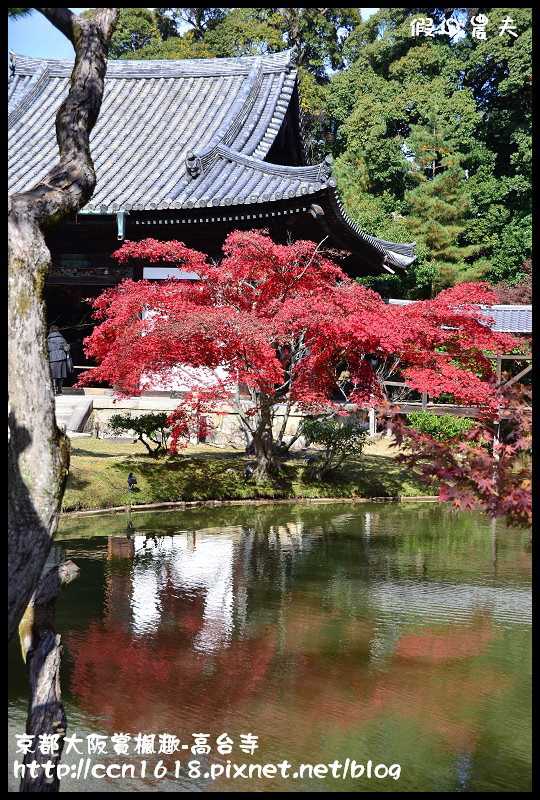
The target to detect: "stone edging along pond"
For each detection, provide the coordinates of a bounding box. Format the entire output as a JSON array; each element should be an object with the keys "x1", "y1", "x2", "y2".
[{"x1": 62, "y1": 496, "x2": 440, "y2": 518}]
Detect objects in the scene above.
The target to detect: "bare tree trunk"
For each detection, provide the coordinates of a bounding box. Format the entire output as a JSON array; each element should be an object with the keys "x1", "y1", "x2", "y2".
[
  {"x1": 20, "y1": 633, "x2": 66, "y2": 793},
  {"x1": 18, "y1": 561, "x2": 80, "y2": 793},
  {"x1": 8, "y1": 7, "x2": 119, "y2": 642},
  {"x1": 8, "y1": 219, "x2": 69, "y2": 643}
]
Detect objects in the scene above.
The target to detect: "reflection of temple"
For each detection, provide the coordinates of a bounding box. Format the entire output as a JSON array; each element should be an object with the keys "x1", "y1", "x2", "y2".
[
  {"x1": 129, "y1": 534, "x2": 234, "y2": 648},
  {"x1": 104, "y1": 520, "x2": 311, "y2": 647},
  {"x1": 107, "y1": 537, "x2": 133, "y2": 559},
  {"x1": 99, "y1": 514, "x2": 530, "y2": 650}
]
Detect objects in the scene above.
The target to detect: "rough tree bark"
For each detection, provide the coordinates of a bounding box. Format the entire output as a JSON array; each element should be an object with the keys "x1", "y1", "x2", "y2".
[
  {"x1": 18, "y1": 561, "x2": 80, "y2": 793},
  {"x1": 8, "y1": 8, "x2": 119, "y2": 643},
  {"x1": 251, "y1": 395, "x2": 278, "y2": 480}
]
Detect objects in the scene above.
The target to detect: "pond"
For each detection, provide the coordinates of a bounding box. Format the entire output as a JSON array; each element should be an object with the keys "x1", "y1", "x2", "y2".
[{"x1": 8, "y1": 503, "x2": 531, "y2": 792}]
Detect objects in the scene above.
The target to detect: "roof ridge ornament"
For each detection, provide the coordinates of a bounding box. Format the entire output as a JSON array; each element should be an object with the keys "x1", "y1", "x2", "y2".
[
  {"x1": 285, "y1": 48, "x2": 298, "y2": 73},
  {"x1": 185, "y1": 151, "x2": 202, "y2": 179},
  {"x1": 318, "y1": 154, "x2": 334, "y2": 182}
]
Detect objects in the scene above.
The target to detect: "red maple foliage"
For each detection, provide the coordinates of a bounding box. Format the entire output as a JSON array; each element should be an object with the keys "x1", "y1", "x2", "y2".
[
  {"x1": 385, "y1": 382, "x2": 532, "y2": 528},
  {"x1": 489, "y1": 260, "x2": 532, "y2": 304},
  {"x1": 79, "y1": 231, "x2": 517, "y2": 481}
]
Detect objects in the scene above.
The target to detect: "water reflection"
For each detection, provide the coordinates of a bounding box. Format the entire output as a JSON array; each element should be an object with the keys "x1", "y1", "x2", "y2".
[
  {"x1": 14, "y1": 504, "x2": 532, "y2": 792},
  {"x1": 129, "y1": 533, "x2": 235, "y2": 648}
]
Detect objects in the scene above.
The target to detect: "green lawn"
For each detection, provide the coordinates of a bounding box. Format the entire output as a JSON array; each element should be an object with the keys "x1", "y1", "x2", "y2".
[{"x1": 62, "y1": 436, "x2": 436, "y2": 513}]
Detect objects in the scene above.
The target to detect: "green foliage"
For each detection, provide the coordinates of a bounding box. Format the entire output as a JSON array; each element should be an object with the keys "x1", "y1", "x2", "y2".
[
  {"x1": 407, "y1": 412, "x2": 476, "y2": 442},
  {"x1": 202, "y1": 8, "x2": 283, "y2": 58},
  {"x1": 157, "y1": 8, "x2": 228, "y2": 40},
  {"x1": 121, "y1": 31, "x2": 214, "y2": 61},
  {"x1": 82, "y1": 8, "x2": 161, "y2": 59},
  {"x1": 404, "y1": 165, "x2": 483, "y2": 292},
  {"x1": 330, "y1": 7, "x2": 531, "y2": 296},
  {"x1": 295, "y1": 67, "x2": 330, "y2": 161},
  {"x1": 8, "y1": 8, "x2": 32, "y2": 19},
  {"x1": 333, "y1": 158, "x2": 409, "y2": 239},
  {"x1": 107, "y1": 412, "x2": 171, "y2": 457},
  {"x1": 300, "y1": 415, "x2": 368, "y2": 478},
  {"x1": 270, "y1": 8, "x2": 361, "y2": 77}
]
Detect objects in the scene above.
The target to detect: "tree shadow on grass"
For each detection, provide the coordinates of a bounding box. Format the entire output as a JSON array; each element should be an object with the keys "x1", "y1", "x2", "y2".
[
  {"x1": 65, "y1": 470, "x2": 91, "y2": 491},
  {"x1": 82, "y1": 449, "x2": 428, "y2": 506},
  {"x1": 71, "y1": 447, "x2": 156, "y2": 461},
  {"x1": 124, "y1": 456, "x2": 296, "y2": 503},
  {"x1": 69, "y1": 447, "x2": 131, "y2": 459},
  {"x1": 298, "y1": 453, "x2": 428, "y2": 498}
]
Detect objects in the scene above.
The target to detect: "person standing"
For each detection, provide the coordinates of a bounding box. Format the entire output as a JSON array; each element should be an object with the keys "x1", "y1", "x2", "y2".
[{"x1": 47, "y1": 324, "x2": 70, "y2": 395}]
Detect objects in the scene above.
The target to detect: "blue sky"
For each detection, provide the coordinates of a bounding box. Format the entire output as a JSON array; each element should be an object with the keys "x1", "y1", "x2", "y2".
[
  {"x1": 9, "y1": 9, "x2": 380, "y2": 60},
  {"x1": 9, "y1": 9, "x2": 90, "y2": 59}
]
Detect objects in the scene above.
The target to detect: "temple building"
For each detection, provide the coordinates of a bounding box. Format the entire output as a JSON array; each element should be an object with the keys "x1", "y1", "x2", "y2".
[{"x1": 8, "y1": 48, "x2": 415, "y2": 375}]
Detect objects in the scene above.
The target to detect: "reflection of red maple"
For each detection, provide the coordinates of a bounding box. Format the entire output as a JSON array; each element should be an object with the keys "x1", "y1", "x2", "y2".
[
  {"x1": 65, "y1": 574, "x2": 506, "y2": 764},
  {"x1": 395, "y1": 620, "x2": 498, "y2": 662},
  {"x1": 261, "y1": 616, "x2": 504, "y2": 754},
  {"x1": 66, "y1": 621, "x2": 277, "y2": 733}
]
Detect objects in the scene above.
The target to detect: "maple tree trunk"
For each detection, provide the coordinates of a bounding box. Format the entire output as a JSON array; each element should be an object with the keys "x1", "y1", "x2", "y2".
[
  {"x1": 251, "y1": 397, "x2": 278, "y2": 480},
  {"x1": 8, "y1": 6, "x2": 118, "y2": 641}
]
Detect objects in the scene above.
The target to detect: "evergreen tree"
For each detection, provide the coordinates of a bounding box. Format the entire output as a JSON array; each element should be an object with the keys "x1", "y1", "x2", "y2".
[
  {"x1": 404, "y1": 167, "x2": 480, "y2": 295},
  {"x1": 328, "y1": 8, "x2": 531, "y2": 296}
]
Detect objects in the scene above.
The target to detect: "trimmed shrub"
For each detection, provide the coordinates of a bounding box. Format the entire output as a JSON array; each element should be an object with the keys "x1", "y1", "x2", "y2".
[
  {"x1": 107, "y1": 412, "x2": 171, "y2": 457},
  {"x1": 300, "y1": 415, "x2": 368, "y2": 478},
  {"x1": 407, "y1": 411, "x2": 476, "y2": 441}
]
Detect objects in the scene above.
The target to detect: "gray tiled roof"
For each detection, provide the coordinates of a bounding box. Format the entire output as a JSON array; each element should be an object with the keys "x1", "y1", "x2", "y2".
[
  {"x1": 486, "y1": 305, "x2": 532, "y2": 333},
  {"x1": 8, "y1": 50, "x2": 415, "y2": 269},
  {"x1": 387, "y1": 300, "x2": 532, "y2": 333}
]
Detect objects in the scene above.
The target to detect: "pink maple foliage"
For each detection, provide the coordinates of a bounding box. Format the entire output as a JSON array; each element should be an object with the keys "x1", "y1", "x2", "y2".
[{"x1": 385, "y1": 382, "x2": 532, "y2": 528}]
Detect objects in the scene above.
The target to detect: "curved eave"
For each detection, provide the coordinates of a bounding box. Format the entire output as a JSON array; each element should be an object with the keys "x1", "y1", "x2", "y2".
[
  {"x1": 322, "y1": 188, "x2": 416, "y2": 272},
  {"x1": 82, "y1": 149, "x2": 334, "y2": 212},
  {"x1": 78, "y1": 148, "x2": 417, "y2": 277}
]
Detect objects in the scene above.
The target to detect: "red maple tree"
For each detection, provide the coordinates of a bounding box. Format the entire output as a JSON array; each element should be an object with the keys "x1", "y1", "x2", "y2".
[
  {"x1": 79, "y1": 231, "x2": 517, "y2": 482},
  {"x1": 386, "y1": 382, "x2": 532, "y2": 528},
  {"x1": 490, "y1": 259, "x2": 532, "y2": 305}
]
